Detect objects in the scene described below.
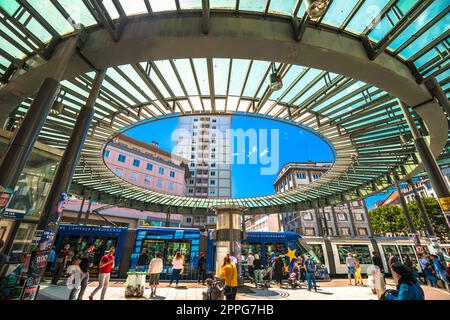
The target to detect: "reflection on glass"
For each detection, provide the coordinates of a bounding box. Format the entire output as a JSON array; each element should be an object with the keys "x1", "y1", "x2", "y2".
[
  {"x1": 8, "y1": 223, "x2": 36, "y2": 263},
  {"x1": 337, "y1": 244, "x2": 372, "y2": 264}
]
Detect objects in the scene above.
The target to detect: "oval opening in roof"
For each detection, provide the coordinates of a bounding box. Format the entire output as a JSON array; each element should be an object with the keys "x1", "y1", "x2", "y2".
[{"x1": 103, "y1": 114, "x2": 334, "y2": 199}]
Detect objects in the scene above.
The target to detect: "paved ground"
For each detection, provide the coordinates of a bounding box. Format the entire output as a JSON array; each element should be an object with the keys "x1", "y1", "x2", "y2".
[{"x1": 37, "y1": 279, "x2": 450, "y2": 301}]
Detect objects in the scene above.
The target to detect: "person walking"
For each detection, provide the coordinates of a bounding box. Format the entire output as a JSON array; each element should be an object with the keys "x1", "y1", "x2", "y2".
[
  {"x1": 431, "y1": 255, "x2": 449, "y2": 284},
  {"x1": 66, "y1": 257, "x2": 82, "y2": 300},
  {"x1": 253, "y1": 254, "x2": 263, "y2": 288},
  {"x1": 247, "y1": 252, "x2": 255, "y2": 284},
  {"x1": 371, "y1": 251, "x2": 384, "y2": 273},
  {"x1": 219, "y1": 256, "x2": 238, "y2": 300},
  {"x1": 346, "y1": 252, "x2": 356, "y2": 285},
  {"x1": 148, "y1": 252, "x2": 163, "y2": 298},
  {"x1": 89, "y1": 247, "x2": 115, "y2": 300},
  {"x1": 273, "y1": 256, "x2": 285, "y2": 288},
  {"x1": 384, "y1": 262, "x2": 425, "y2": 300},
  {"x1": 197, "y1": 252, "x2": 207, "y2": 285},
  {"x1": 137, "y1": 248, "x2": 150, "y2": 271},
  {"x1": 422, "y1": 262, "x2": 438, "y2": 287},
  {"x1": 304, "y1": 256, "x2": 317, "y2": 292},
  {"x1": 169, "y1": 251, "x2": 184, "y2": 288},
  {"x1": 355, "y1": 256, "x2": 363, "y2": 286},
  {"x1": 52, "y1": 244, "x2": 70, "y2": 285},
  {"x1": 298, "y1": 256, "x2": 306, "y2": 283},
  {"x1": 69, "y1": 243, "x2": 95, "y2": 300}
]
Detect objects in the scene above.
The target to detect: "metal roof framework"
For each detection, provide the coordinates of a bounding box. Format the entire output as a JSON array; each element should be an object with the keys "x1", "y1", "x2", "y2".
[{"x1": 0, "y1": 0, "x2": 449, "y2": 215}]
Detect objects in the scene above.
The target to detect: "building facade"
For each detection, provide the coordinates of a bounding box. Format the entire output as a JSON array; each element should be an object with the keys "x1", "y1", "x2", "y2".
[
  {"x1": 104, "y1": 134, "x2": 189, "y2": 196},
  {"x1": 271, "y1": 162, "x2": 373, "y2": 237},
  {"x1": 175, "y1": 116, "x2": 232, "y2": 199}
]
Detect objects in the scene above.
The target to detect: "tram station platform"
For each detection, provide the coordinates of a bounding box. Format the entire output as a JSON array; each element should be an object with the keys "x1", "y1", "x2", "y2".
[{"x1": 37, "y1": 279, "x2": 450, "y2": 301}]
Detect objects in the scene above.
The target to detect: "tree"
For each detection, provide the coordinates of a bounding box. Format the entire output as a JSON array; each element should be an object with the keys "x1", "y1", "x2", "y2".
[{"x1": 369, "y1": 197, "x2": 450, "y2": 240}]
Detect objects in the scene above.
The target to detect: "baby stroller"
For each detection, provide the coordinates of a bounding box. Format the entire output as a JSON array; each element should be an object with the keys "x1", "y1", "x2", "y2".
[
  {"x1": 288, "y1": 266, "x2": 301, "y2": 288},
  {"x1": 202, "y1": 277, "x2": 225, "y2": 300},
  {"x1": 258, "y1": 266, "x2": 272, "y2": 289}
]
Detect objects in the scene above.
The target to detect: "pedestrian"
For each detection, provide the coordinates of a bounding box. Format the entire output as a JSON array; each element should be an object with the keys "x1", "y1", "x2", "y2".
[
  {"x1": 219, "y1": 256, "x2": 238, "y2": 300},
  {"x1": 253, "y1": 254, "x2": 263, "y2": 288},
  {"x1": 298, "y1": 256, "x2": 306, "y2": 283},
  {"x1": 273, "y1": 256, "x2": 285, "y2": 288},
  {"x1": 431, "y1": 254, "x2": 449, "y2": 284},
  {"x1": 89, "y1": 247, "x2": 115, "y2": 300},
  {"x1": 46, "y1": 246, "x2": 56, "y2": 278},
  {"x1": 355, "y1": 256, "x2": 363, "y2": 286},
  {"x1": 304, "y1": 256, "x2": 317, "y2": 292},
  {"x1": 52, "y1": 244, "x2": 70, "y2": 285},
  {"x1": 247, "y1": 252, "x2": 254, "y2": 283},
  {"x1": 229, "y1": 252, "x2": 237, "y2": 266},
  {"x1": 148, "y1": 252, "x2": 163, "y2": 298},
  {"x1": 384, "y1": 262, "x2": 424, "y2": 300},
  {"x1": 422, "y1": 262, "x2": 438, "y2": 287},
  {"x1": 197, "y1": 252, "x2": 207, "y2": 285},
  {"x1": 371, "y1": 251, "x2": 384, "y2": 273},
  {"x1": 169, "y1": 251, "x2": 184, "y2": 288},
  {"x1": 69, "y1": 243, "x2": 95, "y2": 300},
  {"x1": 66, "y1": 257, "x2": 82, "y2": 300},
  {"x1": 137, "y1": 248, "x2": 149, "y2": 271},
  {"x1": 346, "y1": 252, "x2": 356, "y2": 285}
]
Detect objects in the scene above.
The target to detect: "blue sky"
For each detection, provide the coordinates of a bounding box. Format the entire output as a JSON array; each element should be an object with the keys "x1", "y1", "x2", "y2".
[{"x1": 125, "y1": 116, "x2": 389, "y2": 209}]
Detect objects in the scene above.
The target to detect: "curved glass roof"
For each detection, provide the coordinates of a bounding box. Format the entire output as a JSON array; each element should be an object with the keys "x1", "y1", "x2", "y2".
[{"x1": 0, "y1": 0, "x2": 449, "y2": 214}]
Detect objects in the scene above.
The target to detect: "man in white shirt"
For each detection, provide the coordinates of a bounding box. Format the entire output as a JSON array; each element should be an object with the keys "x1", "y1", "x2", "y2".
[
  {"x1": 346, "y1": 253, "x2": 356, "y2": 285},
  {"x1": 247, "y1": 252, "x2": 255, "y2": 283},
  {"x1": 148, "y1": 252, "x2": 163, "y2": 298}
]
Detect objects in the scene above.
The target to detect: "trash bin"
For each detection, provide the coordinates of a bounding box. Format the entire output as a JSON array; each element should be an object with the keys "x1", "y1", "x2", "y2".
[{"x1": 124, "y1": 271, "x2": 146, "y2": 298}]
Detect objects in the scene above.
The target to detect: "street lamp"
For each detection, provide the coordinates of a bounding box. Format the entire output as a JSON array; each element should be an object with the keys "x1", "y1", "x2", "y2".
[
  {"x1": 269, "y1": 63, "x2": 283, "y2": 91},
  {"x1": 304, "y1": 0, "x2": 329, "y2": 20}
]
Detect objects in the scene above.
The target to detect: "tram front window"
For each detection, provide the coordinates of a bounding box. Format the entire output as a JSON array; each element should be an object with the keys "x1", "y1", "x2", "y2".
[
  {"x1": 294, "y1": 239, "x2": 321, "y2": 264},
  {"x1": 166, "y1": 241, "x2": 191, "y2": 266}
]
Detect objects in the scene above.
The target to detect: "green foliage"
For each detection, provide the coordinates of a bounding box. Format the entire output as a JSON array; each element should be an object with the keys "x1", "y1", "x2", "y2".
[{"x1": 368, "y1": 197, "x2": 450, "y2": 240}]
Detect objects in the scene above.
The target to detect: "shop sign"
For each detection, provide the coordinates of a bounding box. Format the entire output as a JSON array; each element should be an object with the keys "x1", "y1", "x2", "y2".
[{"x1": 0, "y1": 208, "x2": 25, "y2": 220}]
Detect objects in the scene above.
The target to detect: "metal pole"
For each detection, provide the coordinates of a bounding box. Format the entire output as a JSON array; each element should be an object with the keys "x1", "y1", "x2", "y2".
[
  {"x1": 393, "y1": 174, "x2": 417, "y2": 235},
  {"x1": 407, "y1": 178, "x2": 435, "y2": 238},
  {"x1": 75, "y1": 196, "x2": 86, "y2": 225},
  {"x1": 0, "y1": 37, "x2": 79, "y2": 193},
  {"x1": 398, "y1": 99, "x2": 450, "y2": 229}
]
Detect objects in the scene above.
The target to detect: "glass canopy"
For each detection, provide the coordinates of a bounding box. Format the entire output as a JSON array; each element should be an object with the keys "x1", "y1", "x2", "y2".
[{"x1": 0, "y1": 0, "x2": 448, "y2": 214}]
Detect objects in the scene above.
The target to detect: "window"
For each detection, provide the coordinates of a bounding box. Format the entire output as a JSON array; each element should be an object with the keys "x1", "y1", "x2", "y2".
[
  {"x1": 209, "y1": 189, "x2": 216, "y2": 195},
  {"x1": 144, "y1": 176, "x2": 151, "y2": 183},
  {"x1": 313, "y1": 173, "x2": 321, "y2": 179},
  {"x1": 296, "y1": 172, "x2": 305, "y2": 179},
  {"x1": 188, "y1": 189, "x2": 194, "y2": 194},
  {"x1": 337, "y1": 245, "x2": 371, "y2": 264},
  {"x1": 146, "y1": 163, "x2": 153, "y2": 171},
  {"x1": 189, "y1": 179, "x2": 194, "y2": 184},
  {"x1": 130, "y1": 171, "x2": 138, "y2": 181},
  {"x1": 212, "y1": 119, "x2": 217, "y2": 123},
  {"x1": 133, "y1": 159, "x2": 140, "y2": 167},
  {"x1": 354, "y1": 213, "x2": 363, "y2": 221},
  {"x1": 104, "y1": 150, "x2": 110, "y2": 158},
  {"x1": 194, "y1": 118, "x2": 198, "y2": 122},
  {"x1": 156, "y1": 179, "x2": 163, "y2": 187},
  {"x1": 211, "y1": 163, "x2": 216, "y2": 168},
  {"x1": 303, "y1": 212, "x2": 313, "y2": 221},
  {"x1": 305, "y1": 228, "x2": 315, "y2": 236},
  {"x1": 210, "y1": 171, "x2": 216, "y2": 177},
  {"x1": 358, "y1": 228, "x2": 368, "y2": 236},
  {"x1": 158, "y1": 168, "x2": 165, "y2": 175},
  {"x1": 186, "y1": 217, "x2": 192, "y2": 223},
  {"x1": 118, "y1": 154, "x2": 126, "y2": 162},
  {"x1": 340, "y1": 227, "x2": 350, "y2": 236},
  {"x1": 337, "y1": 213, "x2": 347, "y2": 221},
  {"x1": 328, "y1": 228, "x2": 334, "y2": 236},
  {"x1": 190, "y1": 163, "x2": 195, "y2": 167},
  {"x1": 115, "y1": 168, "x2": 124, "y2": 177},
  {"x1": 168, "y1": 182, "x2": 175, "y2": 190},
  {"x1": 170, "y1": 171, "x2": 175, "y2": 178},
  {"x1": 210, "y1": 180, "x2": 216, "y2": 185}
]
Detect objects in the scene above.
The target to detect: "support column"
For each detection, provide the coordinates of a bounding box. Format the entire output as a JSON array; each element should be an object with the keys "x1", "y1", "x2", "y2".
[
  {"x1": 212, "y1": 205, "x2": 246, "y2": 285},
  {"x1": 407, "y1": 178, "x2": 435, "y2": 237},
  {"x1": 393, "y1": 174, "x2": 418, "y2": 236},
  {"x1": 314, "y1": 207, "x2": 323, "y2": 236},
  {"x1": 321, "y1": 207, "x2": 330, "y2": 236},
  {"x1": 0, "y1": 37, "x2": 79, "y2": 194},
  {"x1": 75, "y1": 196, "x2": 86, "y2": 225},
  {"x1": 398, "y1": 100, "x2": 450, "y2": 229},
  {"x1": 330, "y1": 205, "x2": 340, "y2": 236}
]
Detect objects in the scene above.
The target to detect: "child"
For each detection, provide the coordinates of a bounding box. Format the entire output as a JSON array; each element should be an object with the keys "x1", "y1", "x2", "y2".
[
  {"x1": 355, "y1": 256, "x2": 364, "y2": 286},
  {"x1": 66, "y1": 257, "x2": 82, "y2": 299}
]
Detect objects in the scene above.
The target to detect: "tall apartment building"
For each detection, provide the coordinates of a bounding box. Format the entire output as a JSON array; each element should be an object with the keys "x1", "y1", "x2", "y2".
[
  {"x1": 104, "y1": 134, "x2": 189, "y2": 196},
  {"x1": 174, "y1": 116, "x2": 232, "y2": 227},
  {"x1": 175, "y1": 116, "x2": 232, "y2": 198},
  {"x1": 266, "y1": 162, "x2": 373, "y2": 237}
]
